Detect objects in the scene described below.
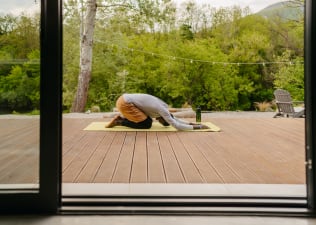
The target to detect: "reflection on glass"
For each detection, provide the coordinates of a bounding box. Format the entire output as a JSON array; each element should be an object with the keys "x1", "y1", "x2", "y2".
[
  {"x1": 62, "y1": 0, "x2": 306, "y2": 198},
  {"x1": 0, "y1": 0, "x2": 40, "y2": 190}
]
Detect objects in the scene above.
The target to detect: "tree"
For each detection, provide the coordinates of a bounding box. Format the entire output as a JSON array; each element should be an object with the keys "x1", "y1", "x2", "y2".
[
  {"x1": 71, "y1": 0, "x2": 97, "y2": 112},
  {"x1": 180, "y1": 24, "x2": 194, "y2": 40},
  {"x1": 0, "y1": 13, "x2": 40, "y2": 113},
  {"x1": 70, "y1": 0, "x2": 132, "y2": 112},
  {"x1": 61, "y1": 0, "x2": 304, "y2": 112},
  {"x1": 63, "y1": 2, "x2": 81, "y2": 110},
  {"x1": 273, "y1": 50, "x2": 304, "y2": 101},
  {"x1": 0, "y1": 50, "x2": 40, "y2": 112},
  {"x1": 0, "y1": 15, "x2": 17, "y2": 35}
]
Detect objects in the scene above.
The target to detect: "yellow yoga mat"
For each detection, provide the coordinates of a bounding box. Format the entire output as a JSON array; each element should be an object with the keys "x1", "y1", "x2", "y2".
[{"x1": 84, "y1": 121, "x2": 220, "y2": 132}]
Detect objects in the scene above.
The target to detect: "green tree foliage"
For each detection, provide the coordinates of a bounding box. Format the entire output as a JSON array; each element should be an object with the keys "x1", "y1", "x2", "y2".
[
  {"x1": 273, "y1": 50, "x2": 304, "y2": 101},
  {"x1": 0, "y1": 50, "x2": 40, "y2": 112},
  {"x1": 0, "y1": 1, "x2": 305, "y2": 113},
  {"x1": 0, "y1": 13, "x2": 40, "y2": 113},
  {"x1": 0, "y1": 14, "x2": 39, "y2": 59},
  {"x1": 180, "y1": 24, "x2": 194, "y2": 40}
]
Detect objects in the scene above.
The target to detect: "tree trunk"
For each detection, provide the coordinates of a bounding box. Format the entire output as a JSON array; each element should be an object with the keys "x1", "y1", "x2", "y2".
[{"x1": 71, "y1": 0, "x2": 97, "y2": 112}]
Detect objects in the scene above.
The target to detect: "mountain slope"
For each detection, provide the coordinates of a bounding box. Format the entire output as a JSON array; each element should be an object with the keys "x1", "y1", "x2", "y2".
[{"x1": 257, "y1": 1, "x2": 304, "y2": 21}]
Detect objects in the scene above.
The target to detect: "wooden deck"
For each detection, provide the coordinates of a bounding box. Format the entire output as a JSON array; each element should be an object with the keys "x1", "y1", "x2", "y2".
[{"x1": 0, "y1": 116, "x2": 306, "y2": 184}]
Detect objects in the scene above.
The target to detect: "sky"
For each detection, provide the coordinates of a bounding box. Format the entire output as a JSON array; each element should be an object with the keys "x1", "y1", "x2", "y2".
[
  {"x1": 0, "y1": 0, "x2": 285, "y2": 15},
  {"x1": 176, "y1": 0, "x2": 286, "y2": 13},
  {"x1": 0, "y1": 0, "x2": 40, "y2": 15}
]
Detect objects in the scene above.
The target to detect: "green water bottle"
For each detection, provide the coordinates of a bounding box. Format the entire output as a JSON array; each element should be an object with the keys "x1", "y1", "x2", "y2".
[{"x1": 196, "y1": 106, "x2": 201, "y2": 123}]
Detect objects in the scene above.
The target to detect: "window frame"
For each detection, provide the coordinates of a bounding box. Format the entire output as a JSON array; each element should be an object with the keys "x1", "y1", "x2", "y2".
[
  {"x1": 0, "y1": 0, "x2": 63, "y2": 213},
  {"x1": 1, "y1": 0, "x2": 316, "y2": 215},
  {"x1": 305, "y1": 0, "x2": 316, "y2": 210},
  {"x1": 61, "y1": 0, "x2": 316, "y2": 215}
]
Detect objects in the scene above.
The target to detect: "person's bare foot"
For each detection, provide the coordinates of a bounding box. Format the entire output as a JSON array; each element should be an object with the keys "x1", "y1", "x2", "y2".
[{"x1": 106, "y1": 115, "x2": 123, "y2": 128}]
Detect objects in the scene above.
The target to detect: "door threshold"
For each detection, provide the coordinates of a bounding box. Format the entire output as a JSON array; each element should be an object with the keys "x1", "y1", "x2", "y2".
[{"x1": 62, "y1": 183, "x2": 306, "y2": 198}]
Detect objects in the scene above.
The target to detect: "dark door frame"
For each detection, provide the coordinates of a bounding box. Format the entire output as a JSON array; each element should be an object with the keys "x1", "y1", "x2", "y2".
[
  {"x1": 305, "y1": 0, "x2": 316, "y2": 210},
  {"x1": 0, "y1": 0, "x2": 63, "y2": 213}
]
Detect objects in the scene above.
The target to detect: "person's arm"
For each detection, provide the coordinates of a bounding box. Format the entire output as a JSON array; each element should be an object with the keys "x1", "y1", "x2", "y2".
[
  {"x1": 160, "y1": 110, "x2": 210, "y2": 130},
  {"x1": 173, "y1": 117, "x2": 209, "y2": 129},
  {"x1": 192, "y1": 124, "x2": 210, "y2": 130},
  {"x1": 172, "y1": 117, "x2": 210, "y2": 129},
  {"x1": 158, "y1": 110, "x2": 192, "y2": 130}
]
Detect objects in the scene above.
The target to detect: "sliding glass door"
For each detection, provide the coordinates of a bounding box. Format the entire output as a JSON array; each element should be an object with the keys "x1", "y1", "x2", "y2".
[
  {"x1": 62, "y1": 0, "x2": 314, "y2": 214},
  {"x1": 0, "y1": 0, "x2": 62, "y2": 212},
  {"x1": 1, "y1": 0, "x2": 316, "y2": 214},
  {"x1": 60, "y1": 0, "x2": 308, "y2": 213}
]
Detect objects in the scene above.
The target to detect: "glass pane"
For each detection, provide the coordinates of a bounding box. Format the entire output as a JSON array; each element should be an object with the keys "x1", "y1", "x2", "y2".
[
  {"x1": 62, "y1": 0, "x2": 306, "y2": 199},
  {"x1": 0, "y1": 0, "x2": 40, "y2": 190}
]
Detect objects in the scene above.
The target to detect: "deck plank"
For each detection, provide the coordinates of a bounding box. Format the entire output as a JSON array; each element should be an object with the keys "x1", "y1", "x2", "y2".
[
  {"x1": 0, "y1": 119, "x2": 39, "y2": 183},
  {"x1": 215, "y1": 119, "x2": 278, "y2": 183},
  {"x1": 93, "y1": 132, "x2": 126, "y2": 183},
  {"x1": 75, "y1": 132, "x2": 116, "y2": 183},
  {"x1": 211, "y1": 118, "x2": 305, "y2": 184},
  {"x1": 167, "y1": 133, "x2": 204, "y2": 183},
  {"x1": 178, "y1": 132, "x2": 227, "y2": 183},
  {"x1": 130, "y1": 132, "x2": 148, "y2": 183},
  {"x1": 157, "y1": 132, "x2": 185, "y2": 183},
  {"x1": 194, "y1": 132, "x2": 242, "y2": 183},
  {"x1": 62, "y1": 132, "x2": 105, "y2": 183},
  {"x1": 111, "y1": 132, "x2": 136, "y2": 183},
  {"x1": 0, "y1": 116, "x2": 306, "y2": 184},
  {"x1": 147, "y1": 132, "x2": 166, "y2": 183}
]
